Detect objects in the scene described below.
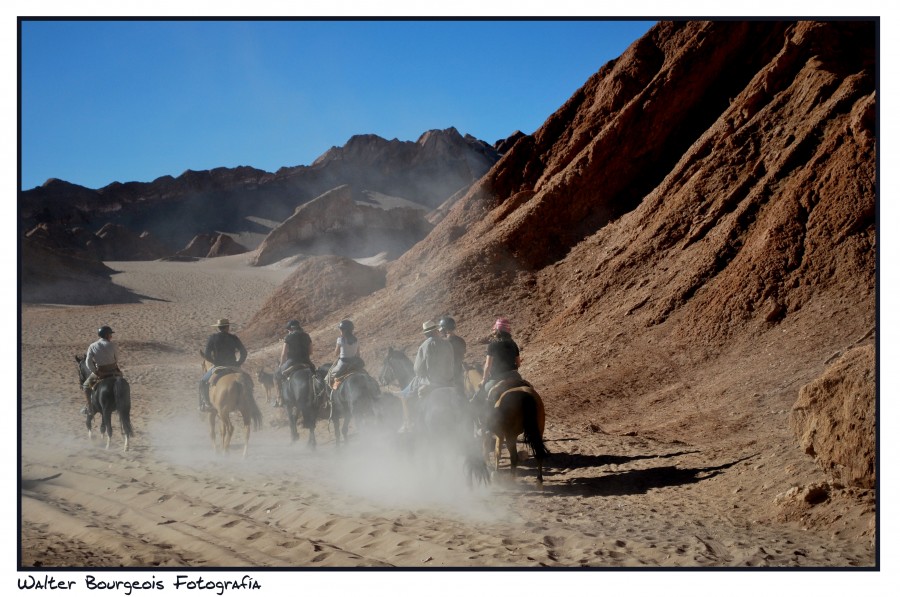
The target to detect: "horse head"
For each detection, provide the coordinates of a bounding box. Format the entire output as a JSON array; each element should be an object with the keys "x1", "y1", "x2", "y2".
[
  {"x1": 379, "y1": 348, "x2": 397, "y2": 385},
  {"x1": 74, "y1": 355, "x2": 88, "y2": 385}
]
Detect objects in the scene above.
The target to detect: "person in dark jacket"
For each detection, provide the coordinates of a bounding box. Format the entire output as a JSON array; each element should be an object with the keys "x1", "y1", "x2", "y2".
[
  {"x1": 439, "y1": 316, "x2": 467, "y2": 395},
  {"x1": 478, "y1": 317, "x2": 522, "y2": 400},
  {"x1": 199, "y1": 318, "x2": 247, "y2": 412},
  {"x1": 274, "y1": 319, "x2": 315, "y2": 397}
]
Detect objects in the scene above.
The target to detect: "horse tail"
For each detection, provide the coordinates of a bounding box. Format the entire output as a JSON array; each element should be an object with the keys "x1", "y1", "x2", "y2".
[
  {"x1": 521, "y1": 391, "x2": 550, "y2": 460},
  {"x1": 115, "y1": 377, "x2": 134, "y2": 438},
  {"x1": 241, "y1": 377, "x2": 263, "y2": 431}
]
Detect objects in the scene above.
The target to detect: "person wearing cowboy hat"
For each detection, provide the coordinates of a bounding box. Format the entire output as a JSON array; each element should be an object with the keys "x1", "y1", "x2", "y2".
[
  {"x1": 198, "y1": 318, "x2": 248, "y2": 412},
  {"x1": 398, "y1": 320, "x2": 456, "y2": 432}
]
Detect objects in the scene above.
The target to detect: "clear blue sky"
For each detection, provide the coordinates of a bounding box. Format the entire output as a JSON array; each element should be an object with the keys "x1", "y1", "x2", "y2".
[{"x1": 20, "y1": 19, "x2": 655, "y2": 191}]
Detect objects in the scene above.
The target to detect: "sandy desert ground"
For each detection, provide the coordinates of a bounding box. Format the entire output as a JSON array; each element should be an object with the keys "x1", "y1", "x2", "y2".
[{"x1": 13, "y1": 254, "x2": 883, "y2": 591}]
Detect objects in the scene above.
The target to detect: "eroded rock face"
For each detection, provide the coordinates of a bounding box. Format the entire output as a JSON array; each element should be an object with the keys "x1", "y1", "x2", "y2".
[
  {"x1": 242, "y1": 254, "x2": 386, "y2": 343},
  {"x1": 251, "y1": 185, "x2": 432, "y2": 266},
  {"x1": 333, "y1": 21, "x2": 874, "y2": 464},
  {"x1": 177, "y1": 233, "x2": 248, "y2": 259},
  {"x1": 790, "y1": 345, "x2": 875, "y2": 490}
]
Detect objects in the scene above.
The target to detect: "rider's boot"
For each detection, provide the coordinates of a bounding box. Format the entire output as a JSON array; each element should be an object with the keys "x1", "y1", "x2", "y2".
[
  {"x1": 81, "y1": 387, "x2": 93, "y2": 416},
  {"x1": 199, "y1": 382, "x2": 212, "y2": 412}
]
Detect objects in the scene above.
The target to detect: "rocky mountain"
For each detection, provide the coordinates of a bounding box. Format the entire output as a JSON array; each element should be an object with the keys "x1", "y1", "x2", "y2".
[
  {"x1": 19, "y1": 127, "x2": 502, "y2": 251},
  {"x1": 250, "y1": 20, "x2": 875, "y2": 528},
  {"x1": 251, "y1": 185, "x2": 433, "y2": 266}
]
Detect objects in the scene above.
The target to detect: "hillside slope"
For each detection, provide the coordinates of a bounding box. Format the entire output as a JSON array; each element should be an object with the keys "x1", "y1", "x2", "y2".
[{"x1": 255, "y1": 22, "x2": 875, "y2": 518}]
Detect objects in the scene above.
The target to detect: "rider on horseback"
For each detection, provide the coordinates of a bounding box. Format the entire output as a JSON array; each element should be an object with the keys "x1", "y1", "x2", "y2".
[
  {"x1": 439, "y1": 315, "x2": 467, "y2": 396},
  {"x1": 398, "y1": 320, "x2": 456, "y2": 432},
  {"x1": 477, "y1": 317, "x2": 522, "y2": 403},
  {"x1": 82, "y1": 325, "x2": 122, "y2": 416},
  {"x1": 199, "y1": 318, "x2": 247, "y2": 412},
  {"x1": 326, "y1": 319, "x2": 364, "y2": 388},
  {"x1": 274, "y1": 319, "x2": 316, "y2": 400}
]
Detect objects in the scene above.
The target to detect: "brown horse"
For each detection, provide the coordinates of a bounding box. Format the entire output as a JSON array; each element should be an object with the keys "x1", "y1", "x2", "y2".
[
  {"x1": 479, "y1": 384, "x2": 550, "y2": 486},
  {"x1": 463, "y1": 365, "x2": 482, "y2": 399},
  {"x1": 201, "y1": 356, "x2": 263, "y2": 458}
]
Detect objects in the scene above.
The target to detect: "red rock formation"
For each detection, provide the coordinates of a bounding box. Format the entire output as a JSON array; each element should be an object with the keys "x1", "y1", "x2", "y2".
[
  {"x1": 790, "y1": 344, "x2": 875, "y2": 489},
  {"x1": 242, "y1": 255, "x2": 386, "y2": 344},
  {"x1": 255, "y1": 21, "x2": 874, "y2": 469}
]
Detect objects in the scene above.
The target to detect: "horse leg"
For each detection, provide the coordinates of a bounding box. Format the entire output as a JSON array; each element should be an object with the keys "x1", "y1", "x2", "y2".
[
  {"x1": 101, "y1": 406, "x2": 114, "y2": 450},
  {"x1": 209, "y1": 412, "x2": 219, "y2": 452},
  {"x1": 288, "y1": 407, "x2": 300, "y2": 443},
  {"x1": 342, "y1": 414, "x2": 351, "y2": 444},
  {"x1": 506, "y1": 433, "x2": 519, "y2": 479},
  {"x1": 222, "y1": 413, "x2": 234, "y2": 455},
  {"x1": 242, "y1": 415, "x2": 251, "y2": 459}
]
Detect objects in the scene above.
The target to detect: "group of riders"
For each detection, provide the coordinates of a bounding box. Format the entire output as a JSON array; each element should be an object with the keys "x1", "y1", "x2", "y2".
[{"x1": 80, "y1": 314, "x2": 525, "y2": 434}]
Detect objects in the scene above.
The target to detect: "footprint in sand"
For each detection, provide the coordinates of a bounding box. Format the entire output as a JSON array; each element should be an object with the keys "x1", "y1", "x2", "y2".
[
  {"x1": 245, "y1": 532, "x2": 263, "y2": 541},
  {"x1": 315, "y1": 520, "x2": 336, "y2": 532},
  {"x1": 221, "y1": 520, "x2": 240, "y2": 528}
]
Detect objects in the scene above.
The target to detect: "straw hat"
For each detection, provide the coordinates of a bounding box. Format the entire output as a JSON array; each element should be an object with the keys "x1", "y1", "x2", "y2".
[
  {"x1": 422, "y1": 320, "x2": 439, "y2": 334},
  {"x1": 211, "y1": 318, "x2": 231, "y2": 327}
]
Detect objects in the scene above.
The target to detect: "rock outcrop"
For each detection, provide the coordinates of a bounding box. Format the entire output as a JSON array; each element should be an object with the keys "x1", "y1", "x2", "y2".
[
  {"x1": 251, "y1": 185, "x2": 432, "y2": 266},
  {"x1": 242, "y1": 255, "x2": 386, "y2": 344},
  {"x1": 176, "y1": 233, "x2": 248, "y2": 259},
  {"x1": 790, "y1": 344, "x2": 876, "y2": 489}
]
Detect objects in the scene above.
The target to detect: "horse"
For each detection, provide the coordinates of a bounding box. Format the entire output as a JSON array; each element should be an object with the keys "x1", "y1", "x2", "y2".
[
  {"x1": 378, "y1": 347, "x2": 414, "y2": 389},
  {"x1": 463, "y1": 363, "x2": 482, "y2": 399},
  {"x1": 318, "y1": 364, "x2": 380, "y2": 447},
  {"x1": 256, "y1": 368, "x2": 276, "y2": 406},
  {"x1": 475, "y1": 382, "x2": 550, "y2": 486},
  {"x1": 75, "y1": 355, "x2": 133, "y2": 451},
  {"x1": 416, "y1": 386, "x2": 491, "y2": 486},
  {"x1": 200, "y1": 356, "x2": 263, "y2": 458},
  {"x1": 278, "y1": 366, "x2": 323, "y2": 449}
]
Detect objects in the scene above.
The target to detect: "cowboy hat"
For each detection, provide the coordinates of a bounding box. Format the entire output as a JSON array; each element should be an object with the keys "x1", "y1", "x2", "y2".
[
  {"x1": 211, "y1": 318, "x2": 231, "y2": 327},
  {"x1": 422, "y1": 320, "x2": 439, "y2": 334}
]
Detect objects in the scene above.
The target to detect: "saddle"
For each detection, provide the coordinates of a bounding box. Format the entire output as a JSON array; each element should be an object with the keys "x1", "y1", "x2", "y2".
[
  {"x1": 487, "y1": 375, "x2": 532, "y2": 405},
  {"x1": 282, "y1": 363, "x2": 312, "y2": 380},
  {"x1": 331, "y1": 370, "x2": 360, "y2": 390},
  {"x1": 87, "y1": 365, "x2": 122, "y2": 391},
  {"x1": 208, "y1": 366, "x2": 243, "y2": 386}
]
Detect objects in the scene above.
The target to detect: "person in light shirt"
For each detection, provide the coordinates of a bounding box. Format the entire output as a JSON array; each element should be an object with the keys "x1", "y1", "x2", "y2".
[{"x1": 82, "y1": 325, "x2": 121, "y2": 415}]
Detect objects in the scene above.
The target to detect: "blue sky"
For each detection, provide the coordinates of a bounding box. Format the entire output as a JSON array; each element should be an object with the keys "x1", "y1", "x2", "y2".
[{"x1": 20, "y1": 19, "x2": 654, "y2": 190}]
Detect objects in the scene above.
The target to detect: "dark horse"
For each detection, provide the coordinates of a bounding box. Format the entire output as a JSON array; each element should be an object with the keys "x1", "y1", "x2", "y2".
[
  {"x1": 378, "y1": 348, "x2": 414, "y2": 389},
  {"x1": 417, "y1": 386, "x2": 491, "y2": 486},
  {"x1": 75, "y1": 355, "x2": 133, "y2": 451},
  {"x1": 278, "y1": 366, "x2": 323, "y2": 449},
  {"x1": 317, "y1": 365, "x2": 380, "y2": 447}
]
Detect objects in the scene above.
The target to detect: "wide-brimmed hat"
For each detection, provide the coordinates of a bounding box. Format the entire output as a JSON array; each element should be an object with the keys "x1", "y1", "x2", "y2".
[
  {"x1": 211, "y1": 318, "x2": 231, "y2": 327},
  {"x1": 422, "y1": 320, "x2": 439, "y2": 334}
]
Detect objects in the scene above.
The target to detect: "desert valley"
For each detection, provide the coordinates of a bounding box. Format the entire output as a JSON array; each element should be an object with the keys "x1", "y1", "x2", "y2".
[{"x1": 18, "y1": 20, "x2": 877, "y2": 573}]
